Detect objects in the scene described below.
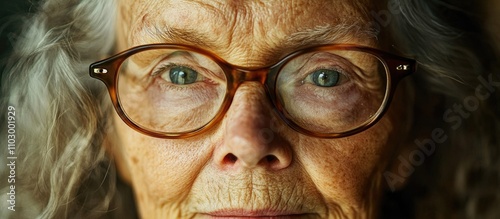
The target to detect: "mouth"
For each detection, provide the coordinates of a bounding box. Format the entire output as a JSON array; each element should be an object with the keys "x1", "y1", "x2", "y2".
[{"x1": 202, "y1": 209, "x2": 317, "y2": 218}]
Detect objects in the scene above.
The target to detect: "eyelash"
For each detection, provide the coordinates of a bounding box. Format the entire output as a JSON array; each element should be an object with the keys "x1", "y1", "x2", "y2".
[
  {"x1": 151, "y1": 63, "x2": 226, "y2": 96},
  {"x1": 151, "y1": 63, "x2": 187, "y2": 78},
  {"x1": 298, "y1": 64, "x2": 351, "y2": 86}
]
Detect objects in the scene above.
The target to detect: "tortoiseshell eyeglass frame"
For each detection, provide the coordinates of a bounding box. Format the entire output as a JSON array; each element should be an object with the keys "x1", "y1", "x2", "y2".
[{"x1": 89, "y1": 43, "x2": 416, "y2": 139}]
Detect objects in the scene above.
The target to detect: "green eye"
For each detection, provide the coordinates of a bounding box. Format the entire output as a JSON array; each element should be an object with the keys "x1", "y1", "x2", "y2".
[
  {"x1": 169, "y1": 66, "x2": 198, "y2": 85},
  {"x1": 311, "y1": 69, "x2": 340, "y2": 87}
]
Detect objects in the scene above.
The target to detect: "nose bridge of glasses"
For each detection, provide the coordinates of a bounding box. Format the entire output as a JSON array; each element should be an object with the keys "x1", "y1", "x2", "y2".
[{"x1": 234, "y1": 69, "x2": 269, "y2": 85}]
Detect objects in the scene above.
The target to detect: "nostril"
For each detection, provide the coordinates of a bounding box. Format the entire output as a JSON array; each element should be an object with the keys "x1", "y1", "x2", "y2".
[
  {"x1": 223, "y1": 153, "x2": 238, "y2": 164},
  {"x1": 264, "y1": 155, "x2": 278, "y2": 164},
  {"x1": 220, "y1": 153, "x2": 287, "y2": 170}
]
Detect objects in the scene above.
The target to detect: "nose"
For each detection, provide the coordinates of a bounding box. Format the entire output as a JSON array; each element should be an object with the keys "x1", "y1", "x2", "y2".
[{"x1": 214, "y1": 82, "x2": 293, "y2": 171}]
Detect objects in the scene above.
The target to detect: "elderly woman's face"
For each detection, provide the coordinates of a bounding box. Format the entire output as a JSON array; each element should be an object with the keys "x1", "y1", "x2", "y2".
[{"x1": 112, "y1": 0, "x2": 411, "y2": 218}]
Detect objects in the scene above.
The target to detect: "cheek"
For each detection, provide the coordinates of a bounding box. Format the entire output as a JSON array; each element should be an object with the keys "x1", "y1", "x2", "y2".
[
  {"x1": 295, "y1": 116, "x2": 396, "y2": 208},
  {"x1": 292, "y1": 82, "x2": 412, "y2": 209},
  {"x1": 112, "y1": 113, "x2": 212, "y2": 205}
]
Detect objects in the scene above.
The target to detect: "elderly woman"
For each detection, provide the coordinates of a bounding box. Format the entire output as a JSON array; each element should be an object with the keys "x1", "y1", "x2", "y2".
[{"x1": 1, "y1": 0, "x2": 499, "y2": 218}]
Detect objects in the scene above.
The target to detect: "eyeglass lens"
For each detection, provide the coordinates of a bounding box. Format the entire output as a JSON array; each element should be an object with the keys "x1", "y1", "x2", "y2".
[
  {"x1": 277, "y1": 50, "x2": 387, "y2": 134},
  {"x1": 116, "y1": 48, "x2": 388, "y2": 134}
]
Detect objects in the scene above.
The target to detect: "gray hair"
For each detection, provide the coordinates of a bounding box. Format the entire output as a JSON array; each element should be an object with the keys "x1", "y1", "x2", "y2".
[
  {"x1": 0, "y1": 0, "x2": 499, "y2": 218},
  {"x1": 1, "y1": 0, "x2": 118, "y2": 218},
  {"x1": 386, "y1": 0, "x2": 500, "y2": 218}
]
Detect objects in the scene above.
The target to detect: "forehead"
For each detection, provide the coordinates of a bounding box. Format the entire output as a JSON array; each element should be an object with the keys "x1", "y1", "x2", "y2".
[
  {"x1": 123, "y1": 0, "x2": 372, "y2": 21},
  {"x1": 119, "y1": 0, "x2": 376, "y2": 66}
]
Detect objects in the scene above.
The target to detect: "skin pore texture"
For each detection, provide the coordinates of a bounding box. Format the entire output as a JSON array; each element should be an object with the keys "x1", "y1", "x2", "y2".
[{"x1": 110, "y1": 0, "x2": 413, "y2": 218}]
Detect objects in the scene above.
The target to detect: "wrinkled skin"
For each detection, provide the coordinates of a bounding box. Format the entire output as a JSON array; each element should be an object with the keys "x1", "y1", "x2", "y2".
[{"x1": 109, "y1": 0, "x2": 413, "y2": 218}]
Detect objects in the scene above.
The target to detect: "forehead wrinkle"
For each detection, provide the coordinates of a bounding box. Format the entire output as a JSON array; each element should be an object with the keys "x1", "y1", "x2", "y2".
[
  {"x1": 143, "y1": 26, "x2": 217, "y2": 49},
  {"x1": 237, "y1": 22, "x2": 379, "y2": 67},
  {"x1": 122, "y1": 0, "x2": 166, "y2": 46},
  {"x1": 181, "y1": 0, "x2": 241, "y2": 47},
  {"x1": 126, "y1": 0, "x2": 378, "y2": 67},
  {"x1": 128, "y1": 0, "x2": 236, "y2": 50},
  {"x1": 284, "y1": 22, "x2": 380, "y2": 49},
  {"x1": 132, "y1": 22, "x2": 377, "y2": 68}
]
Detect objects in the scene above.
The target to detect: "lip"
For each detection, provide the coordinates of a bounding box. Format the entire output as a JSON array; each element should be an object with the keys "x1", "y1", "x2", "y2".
[{"x1": 204, "y1": 209, "x2": 314, "y2": 218}]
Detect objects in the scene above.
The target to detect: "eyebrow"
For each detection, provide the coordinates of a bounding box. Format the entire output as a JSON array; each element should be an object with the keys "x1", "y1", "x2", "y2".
[
  {"x1": 284, "y1": 22, "x2": 378, "y2": 48},
  {"x1": 142, "y1": 21, "x2": 378, "y2": 58},
  {"x1": 144, "y1": 26, "x2": 217, "y2": 49}
]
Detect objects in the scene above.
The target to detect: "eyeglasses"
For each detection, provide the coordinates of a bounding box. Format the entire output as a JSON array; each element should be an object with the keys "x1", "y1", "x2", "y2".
[{"x1": 89, "y1": 43, "x2": 416, "y2": 139}]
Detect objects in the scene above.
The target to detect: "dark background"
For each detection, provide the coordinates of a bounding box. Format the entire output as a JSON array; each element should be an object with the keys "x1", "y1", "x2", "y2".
[{"x1": 0, "y1": 0, "x2": 40, "y2": 75}]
